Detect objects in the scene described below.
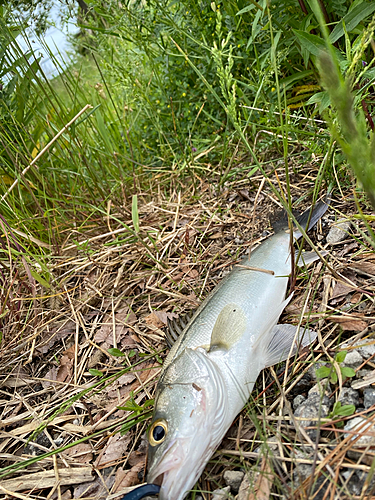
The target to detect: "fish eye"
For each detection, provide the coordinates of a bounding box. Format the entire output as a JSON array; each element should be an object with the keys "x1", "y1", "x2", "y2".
[{"x1": 149, "y1": 419, "x2": 168, "y2": 446}]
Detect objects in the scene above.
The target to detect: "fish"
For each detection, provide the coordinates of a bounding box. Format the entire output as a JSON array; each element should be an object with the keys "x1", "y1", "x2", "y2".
[{"x1": 122, "y1": 198, "x2": 328, "y2": 500}]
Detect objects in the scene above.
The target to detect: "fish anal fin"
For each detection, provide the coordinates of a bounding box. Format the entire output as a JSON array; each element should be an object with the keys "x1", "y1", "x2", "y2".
[
  {"x1": 263, "y1": 324, "x2": 317, "y2": 368},
  {"x1": 296, "y1": 250, "x2": 328, "y2": 267},
  {"x1": 210, "y1": 303, "x2": 247, "y2": 351}
]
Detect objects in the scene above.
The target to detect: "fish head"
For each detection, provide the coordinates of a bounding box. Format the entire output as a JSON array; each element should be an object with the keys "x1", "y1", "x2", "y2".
[{"x1": 147, "y1": 347, "x2": 227, "y2": 500}]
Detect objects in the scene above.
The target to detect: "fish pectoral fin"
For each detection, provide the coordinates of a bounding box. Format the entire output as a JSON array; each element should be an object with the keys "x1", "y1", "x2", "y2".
[
  {"x1": 263, "y1": 324, "x2": 317, "y2": 368},
  {"x1": 210, "y1": 303, "x2": 247, "y2": 351}
]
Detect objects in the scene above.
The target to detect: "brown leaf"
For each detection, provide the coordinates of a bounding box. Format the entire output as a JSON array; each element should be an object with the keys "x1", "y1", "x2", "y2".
[
  {"x1": 73, "y1": 474, "x2": 114, "y2": 499},
  {"x1": 95, "y1": 433, "x2": 132, "y2": 467},
  {"x1": 352, "y1": 260, "x2": 375, "y2": 276},
  {"x1": 94, "y1": 304, "x2": 137, "y2": 349},
  {"x1": 351, "y1": 292, "x2": 362, "y2": 304},
  {"x1": 128, "y1": 450, "x2": 146, "y2": 467},
  {"x1": 329, "y1": 315, "x2": 368, "y2": 332},
  {"x1": 247, "y1": 459, "x2": 273, "y2": 500},
  {"x1": 145, "y1": 312, "x2": 165, "y2": 329},
  {"x1": 145, "y1": 310, "x2": 178, "y2": 329},
  {"x1": 113, "y1": 463, "x2": 144, "y2": 490},
  {"x1": 330, "y1": 281, "x2": 353, "y2": 300},
  {"x1": 42, "y1": 345, "x2": 75, "y2": 387},
  {"x1": 106, "y1": 373, "x2": 136, "y2": 399},
  {"x1": 64, "y1": 443, "x2": 93, "y2": 464},
  {"x1": 37, "y1": 320, "x2": 76, "y2": 354}
]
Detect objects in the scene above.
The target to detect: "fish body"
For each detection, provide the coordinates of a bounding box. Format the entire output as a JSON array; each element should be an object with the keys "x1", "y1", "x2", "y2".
[{"x1": 146, "y1": 202, "x2": 326, "y2": 500}]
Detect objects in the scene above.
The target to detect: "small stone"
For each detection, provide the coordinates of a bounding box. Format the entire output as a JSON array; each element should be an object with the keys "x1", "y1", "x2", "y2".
[
  {"x1": 294, "y1": 387, "x2": 331, "y2": 439},
  {"x1": 338, "y1": 387, "x2": 360, "y2": 407},
  {"x1": 326, "y1": 220, "x2": 351, "y2": 244},
  {"x1": 293, "y1": 394, "x2": 306, "y2": 410},
  {"x1": 363, "y1": 388, "x2": 375, "y2": 409},
  {"x1": 223, "y1": 470, "x2": 244, "y2": 494},
  {"x1": 212, "y1": 486, "x2": 231, "y2": 500},
  {"x1": 342, "y1": 349, "x2": 363, "y2": 367},
  {"x1": 341, "y1": 470, "x2": 362, "y2": 496},
  {"x1": 354, "y1": 341, "x2": 375, "y2": 360},
  {"x1": 344, "y1": 417, "x2": 375, "y2": 446},
  {"x1": 290, "y1": 374, "x2": 312, "y2": 395},
  {"x1": 293, "y1": 448, "x2": 313, "y2": 483},
  {"x1": 307, "y1": 380, "x2": 331, "y2": 407},
  {"x1": 356, "y1": 368, "x2": 373, "y2": 378}
]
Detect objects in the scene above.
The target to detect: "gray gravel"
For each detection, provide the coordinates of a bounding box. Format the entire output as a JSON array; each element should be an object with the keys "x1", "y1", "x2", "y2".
[
  {"x1": 223, "y1": 470, "x2": 244, "y2": 494},
  {"x1": 364, "y1": 387, "x2": 375, "y2": 409},
  {"x1": 326, "y1": 220, "x2": 351, "y2": 244},
  {"x1": 338, "y1": 387, "x2": 360, "y2": 407},
  {"x1": 211, "y1": 486, "x2": 231, "y2": 500}
]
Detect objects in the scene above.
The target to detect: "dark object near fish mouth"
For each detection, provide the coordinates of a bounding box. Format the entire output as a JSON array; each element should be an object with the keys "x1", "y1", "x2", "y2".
[{"x1": 120, "y1": 483, "x2": 160, "y2": 500}]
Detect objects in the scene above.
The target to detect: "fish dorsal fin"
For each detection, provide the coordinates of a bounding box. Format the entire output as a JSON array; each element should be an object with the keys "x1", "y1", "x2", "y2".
[
  {"x1": 210, "y1": 303, "x2": 247, "y2": 351},
  {"x1": 165, "y1": 309, "x2": 196, "y2": 347},
  {"x1": 263, "y1": 324, "x2": 317, "y2": 368}
]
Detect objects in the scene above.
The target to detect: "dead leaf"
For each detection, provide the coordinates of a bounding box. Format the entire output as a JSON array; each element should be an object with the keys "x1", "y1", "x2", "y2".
[
  {"x1": 145, "y1": 310, "x2": 178, "y2": 329},
  {"x1": 145, "y1": 312, "x2": 165, "y2": 329},
  {"x1": 94, "y1": 304, "x2": 137, "y2": 349},
  {"x1": 106, "y1": 373, "x2": 136, "y2": 399},
  {"x1": 64, "y1": 443, "x2": 93, "y2": 464},
  {"x1": 95, "y1": 433, "x2": 132, "y2": 467},
  {"x1": 352, "y1": 260, "x2": 375, "y2": 276},
  {"x1": 330, "y1": 281, "x2": 354, "y2": 301},
  {"x1": 329, "y1": 315, "x2": 368, "y2": 332},
  {"x1": 113, "y1": 462, "x2": 144, "y2": 490},
  {"x1": 351, "y1": 292, "x2": 362, "y2": 304},
  {"x1": 37, "y1": 320, "x2": 76, "y2": 354},
  {"x1": 42, "y1": 345, "x2": 75, "y2": 388},
  {"x1": 247, "y1": 459, "x2": 273, "y2": 500},
  {"x1": 73, "y1": 474, "x2": 115, "y2": 499},
  {"x1": 128, "y1": 450, "x2": 146, "y2": 467}
]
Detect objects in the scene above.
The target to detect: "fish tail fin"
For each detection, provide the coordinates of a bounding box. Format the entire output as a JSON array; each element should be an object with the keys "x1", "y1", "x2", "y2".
[
  {"x1": 294, "y1": 195, "x2": 330, "y2": 238},
  {"x1": 271, "y1": 195, "x2": 330, "y2": 236}
]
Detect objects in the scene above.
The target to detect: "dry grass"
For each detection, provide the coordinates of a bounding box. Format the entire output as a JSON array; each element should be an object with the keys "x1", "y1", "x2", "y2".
[{"x1": 1, "y1": 157, "x2": 375, "y2": 500}]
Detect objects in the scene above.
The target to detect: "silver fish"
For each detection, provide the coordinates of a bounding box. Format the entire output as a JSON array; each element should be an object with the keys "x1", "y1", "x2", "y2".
[{"x1": 146, "y1": 200, "x2": 327, "y2": 500}]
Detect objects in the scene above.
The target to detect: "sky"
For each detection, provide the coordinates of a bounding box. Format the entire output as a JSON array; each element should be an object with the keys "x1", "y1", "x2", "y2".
[{"x1": 17, "y1": 5, "x2": 78, "y2": 78}]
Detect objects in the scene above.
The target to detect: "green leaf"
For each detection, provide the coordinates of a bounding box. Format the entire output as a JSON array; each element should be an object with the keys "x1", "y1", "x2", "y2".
[
  {"x1": 293, "y1": 30, "x2": 326, "y2": 57},
  {"x1": 336, "y1": 404, "x2": 356, "y2": 416},
  {"x1": 30, "y1": 269, "x2": 50, "y2": 289},
  {"x1": 279, "y1": 70, "x2": 314, "y2": 90},
  {"x1": 89, "y1": 369, "x2": 104, "y2": 377},
  {"x1": 330, "y1": 372, "x2": 338, "y2": 384},
  {"x1": 306, "y1": 91, "x2": 331, "y2": 111},
  {"x1": 335, "y1": 350, "x2": 347, "y2": 363},
  {"x1": 341, "y1": 366, "x2": 356, "y2": 378},
  {"x1": 329, "y1": 2, "x2": 375, "y2": 44},
  {"x1": 236, "y1": 4, "x2": 256, "y2": 15},
  {"x1": 108, "y1": 347, "x2": 126, "y2": 357},
  {"x1": 132, "y1": 194, "x2": 139, "y2": 233},
  {"x1": 333, "y1": 401, "x2": 342, "y2": 411},
  {"x1": 316, "y1": 366, "x2": 331, "y2": 379}
]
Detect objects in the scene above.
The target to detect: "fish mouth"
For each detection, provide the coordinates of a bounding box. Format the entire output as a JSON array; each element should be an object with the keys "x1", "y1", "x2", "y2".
[{"x1": 148, "y1": 440, "x2": 190, "y2": 500}]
